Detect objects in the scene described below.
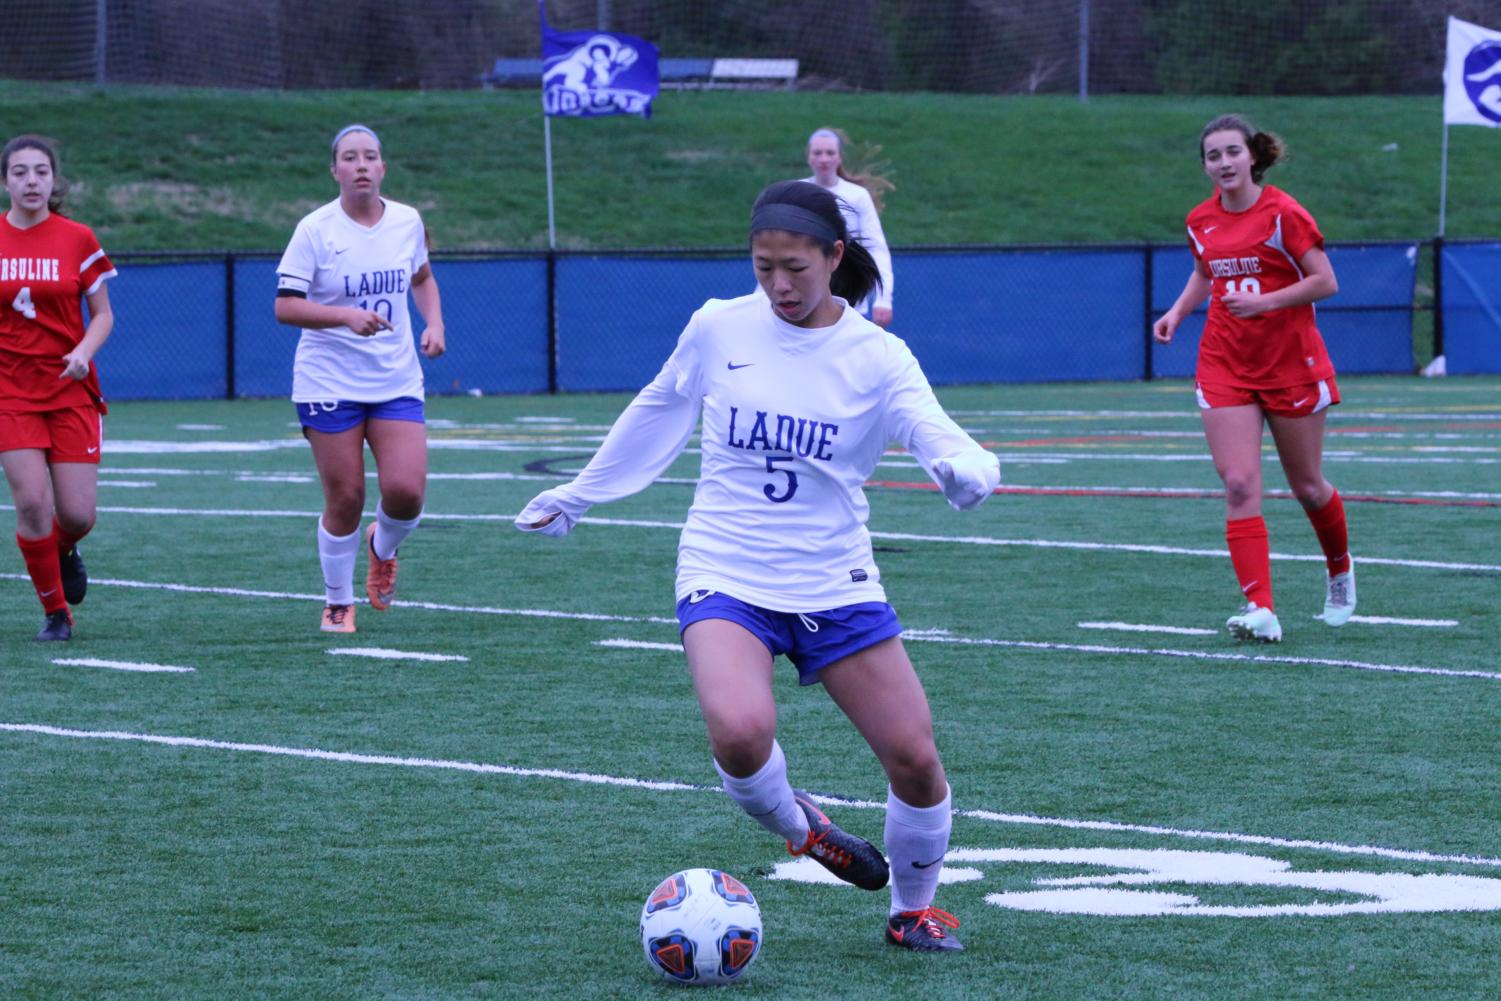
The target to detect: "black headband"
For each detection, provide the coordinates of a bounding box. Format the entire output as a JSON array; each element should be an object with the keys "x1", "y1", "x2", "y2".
[{"x1": 749, "y1": 203, "x2": 839, "y2": 245}]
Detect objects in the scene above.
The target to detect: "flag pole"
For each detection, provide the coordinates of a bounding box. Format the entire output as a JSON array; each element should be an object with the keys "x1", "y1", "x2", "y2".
[
  {"x1": 1438, "y1": 122, "x2": 1450, "y2": 237},
  {"x1": 544, "y1": 113, "x2": 557, "y2": 249}
]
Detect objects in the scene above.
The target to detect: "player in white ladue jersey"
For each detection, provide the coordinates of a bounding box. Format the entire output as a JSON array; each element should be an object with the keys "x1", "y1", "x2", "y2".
[
  {"x1": 516, "y1": 180, "x2": 999, "y2": 952},
  {"x1": 803, "y1": 127, "x2": 894, "y2": 327},
  {"x1": 275, "y1": 125, "x2": 446, "y2": 634}
]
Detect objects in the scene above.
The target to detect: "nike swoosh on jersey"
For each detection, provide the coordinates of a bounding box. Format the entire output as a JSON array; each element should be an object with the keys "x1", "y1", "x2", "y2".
[
  {"x1": 727, "y1": 362, "x2": 754, "y2": 370},
  {"x1": 1291, "y1": 397, "x2": 1310, "y2": 407},
  {"x1": 86, "y1": 446, "x2": 99, "y2": 454},
  {"x1": 1204, "y1": 225, "x2": 1218, "y2": 233}
]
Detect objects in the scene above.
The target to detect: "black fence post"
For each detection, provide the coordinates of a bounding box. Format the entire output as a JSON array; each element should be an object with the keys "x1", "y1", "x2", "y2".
[
  {"x1": 546, "y1": 250, "x2": 559, "y2": 394},
  {"x1": 1142, "y1": 242, "x2": 1155, "y2": 381},
  {"x1": 225, "y1": 253, "x2": 236, "y2": 400},
  {"x1": 1431, "y1": 236, "x2": 1445, "y2": 360}
]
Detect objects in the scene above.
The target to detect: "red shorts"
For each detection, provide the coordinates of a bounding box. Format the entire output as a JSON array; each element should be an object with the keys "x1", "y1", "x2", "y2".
[
  {"x1": 1195, "y1": 376, "x2": 1340, "y2": 419},
  {"x1": 0, "y1": 406, "x2": 104, "y2": 463}
]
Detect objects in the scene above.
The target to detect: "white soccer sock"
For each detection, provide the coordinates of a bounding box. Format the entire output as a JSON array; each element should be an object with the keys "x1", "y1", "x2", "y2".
[
  {"x1": 885, "y1": 784, "x2": 952, "y2": 915},
  {"x1": 317, "y1": 518, "x2": 361, "y2": 605},
  {"x1": 713, "y1": 740, "x2": 810, "y2": 845},
  {"x1": 372, "y1": 503, "x2": 421, "y2": 561}
]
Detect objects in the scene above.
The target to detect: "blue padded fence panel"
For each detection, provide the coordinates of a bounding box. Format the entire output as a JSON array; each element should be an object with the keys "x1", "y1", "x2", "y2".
[
  {"x1": 233, "y1": 257, "x2": 552, "y2": 398},
  {"x1": 1151, "y1": 243, "x2": 1416, "y2": 379},
  {"x1": 234, "y1": 259, "x2": 297, "y2": 398},
  {"x1": 895, "y1": 249, "x2": 1145, "y2": 385},
  {"x1": 1442, "y1": 243, "x2": 1501, "y2": 375},
  {"x1": 418, "y1": 258, "x2": 551, "y2": 395},
  {"x1": 555, "y1": 256, "x2": 750, "y2": 392},
  {"x1": 105, "y1": 261, "x2": 227, "y2": 400}
]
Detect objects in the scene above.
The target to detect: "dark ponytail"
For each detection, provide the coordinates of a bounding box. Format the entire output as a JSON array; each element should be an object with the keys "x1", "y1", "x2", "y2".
[
  {"x1": 750, "y1": 180, "x2": 882, "y2": 307},
  {"x1": 1199, "y1": 114, "x2": 1286, "y2": 183}
]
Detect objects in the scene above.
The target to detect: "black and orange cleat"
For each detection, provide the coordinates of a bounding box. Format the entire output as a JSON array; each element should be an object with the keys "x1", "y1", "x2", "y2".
[
  {"x1": 365, "y1": 524, "x2": 398, "y2": 611},
  {"x1": 35, "y1": 609, "x2": 73, "y2": 642},
  {"x1": 786, "y1": 789, "x2": 889, "y2": 891},
  {"x1": 320, "y1": 603, "x2": 356, "y2": 633},
  {"x1": 59, "y1": 546, "x2": 87, "y2": 605},
  {"x1": 886, "y1": 907, "x2": 963, "y2": 952}
]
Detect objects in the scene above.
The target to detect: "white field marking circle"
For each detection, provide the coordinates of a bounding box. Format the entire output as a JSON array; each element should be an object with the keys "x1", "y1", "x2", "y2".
[
  {"x1": 769, "y1": 848, "x2": 1501, "y2": 917},
  {"x1": 326, "y1": 648, "x2": 470, "y2": 663},
  {"x1": 5, "y1": 722, "x2": 1501, "y2": 872},
  {"x1": 96, "y1": 481, "x2": 158, "y2": 489},
  {"x1": 51, "y1": 658, "x2": 195, "y2": 673},
  {"x1": 1078, "y1": 622, "x2": 1219, "y2": 636},
  {"x1": 173, "y1": 424, "x2": 226, "y2": 431}
]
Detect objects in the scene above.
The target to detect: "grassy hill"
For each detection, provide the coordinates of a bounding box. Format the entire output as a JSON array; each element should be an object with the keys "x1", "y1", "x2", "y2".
[{"x1": 3, "y1": 81, "x2": 1498, "y2": 252}]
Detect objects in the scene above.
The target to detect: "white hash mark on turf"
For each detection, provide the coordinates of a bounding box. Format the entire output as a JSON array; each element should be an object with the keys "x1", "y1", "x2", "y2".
[
  {"x1": 596, "y1": 639, "x2": 682, "y2": 652},
  {"x1": 4, "y1": 721, "x2": 1501, "y2": 871},
  {"x1": 1078, "y1": 622, "x2": 1219, "y2": 636},
  {"x1": 326, "y1": 648, "x2": 470, "y2": 662},
  {"x1": 51, "y1": 658, "x2": 195, "y2": 673},
  {"x1": 1349, "y1": 615, "x2": 1458, "y2": 627}
]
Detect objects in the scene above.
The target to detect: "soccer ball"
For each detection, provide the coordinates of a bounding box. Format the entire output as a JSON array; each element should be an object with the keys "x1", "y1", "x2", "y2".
[{"x1": 640, "y1": 867, "x2": 763, "y2": 985}]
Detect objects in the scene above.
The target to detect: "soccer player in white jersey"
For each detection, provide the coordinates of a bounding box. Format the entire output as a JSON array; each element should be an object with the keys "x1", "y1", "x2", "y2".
[
  {"x1": 516, "y1": 180, "x2": 999, "y2": 952},
  {"x1": 803, "y1": 127, "x2": 895, "y2": 327},
  {"x1": 274, "y1": 125, "x2": 446, "y2": 633}
]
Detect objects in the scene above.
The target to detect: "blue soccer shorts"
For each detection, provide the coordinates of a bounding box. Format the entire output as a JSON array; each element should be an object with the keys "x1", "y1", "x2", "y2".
[
  {"x1": 675, "y1": 590, "x2": 904, "y2": 685},
  {"x1": 296, "y1": 396, "x2": 425, "y2": 434}
]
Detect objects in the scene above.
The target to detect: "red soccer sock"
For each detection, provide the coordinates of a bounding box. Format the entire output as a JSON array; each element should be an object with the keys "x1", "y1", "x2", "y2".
[
  {"x1": 1225, "y1": 516, "x2": 1274, "y2": 611},
  {"x1": 1305, "y1": 490, "x2": 1351, "y2": 576},
  {"x1": 53, "y1": 516, "x2": 86, "y2": 555},
  {"x1": 18, "y1": 531, "x2": 67, "y2": 614}
]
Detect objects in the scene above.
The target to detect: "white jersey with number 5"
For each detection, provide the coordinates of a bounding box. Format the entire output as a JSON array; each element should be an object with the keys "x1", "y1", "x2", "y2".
[
  {"x1": 276, "y1": 198, "x2": 429, "y2": 403},
  {"x1": 546, "y1": 294, "x2": 991, "y2": 611}
]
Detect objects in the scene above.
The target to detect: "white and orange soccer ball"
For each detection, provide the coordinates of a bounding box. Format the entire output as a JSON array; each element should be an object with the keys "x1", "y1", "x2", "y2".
[{"x1": 639, "y1": 867, "x2": 763, "y2": 985}]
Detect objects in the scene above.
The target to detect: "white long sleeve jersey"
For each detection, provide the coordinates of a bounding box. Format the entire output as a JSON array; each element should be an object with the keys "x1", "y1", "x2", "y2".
[
  {"x1": 547, "y1": 294, "x2": 995, "y2": 612},
  {"x1": 803, "y1": 175, "x2": 893, "y2": 311},
  {"x1": 276, "y1": 198, "x2": 430, "y2": 403}
]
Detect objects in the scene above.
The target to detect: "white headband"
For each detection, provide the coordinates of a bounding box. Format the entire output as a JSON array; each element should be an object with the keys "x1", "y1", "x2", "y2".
[{"x1": 331, "y1": 124, "x2": 381, "y2": 155}]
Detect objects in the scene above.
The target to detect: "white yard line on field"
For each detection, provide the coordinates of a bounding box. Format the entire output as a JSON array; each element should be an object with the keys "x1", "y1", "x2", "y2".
[
  {"x1": 3, "y1": 720, "x2": 1499, "y2": 871},
  {"x1": 593, "y1": 631, "x2": 1495, "y2": 682},
  {"x1": 51, "y1": 658, "x2": 195, "y2": 673},
  {"x1": 326, "y1": 648, "x2": 470, "y2": 662},
  {"x1": 1078, "y1": 622, "x2": 1219, "y2": 636},
  {"x1": 0, "y1": 573, "x2": 677, "y2": 625},
  {"x1": 11, "y1": 504, "x2": 1492, "y2": 575}
]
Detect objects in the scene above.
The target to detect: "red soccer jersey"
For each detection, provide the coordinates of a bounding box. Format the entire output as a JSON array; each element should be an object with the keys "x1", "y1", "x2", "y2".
[
  {"x1": 0, "y1": 213, "x2": 115, "y2": 413},
  {"x1": 1185, "y1": 185, "x2": 1334, "y2": 389}
]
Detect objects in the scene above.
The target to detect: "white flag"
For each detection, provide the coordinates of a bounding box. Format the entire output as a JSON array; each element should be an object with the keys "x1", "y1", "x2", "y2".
[{"x1": 1444, "y1": 16, "x2": 1501, "y2": 127}]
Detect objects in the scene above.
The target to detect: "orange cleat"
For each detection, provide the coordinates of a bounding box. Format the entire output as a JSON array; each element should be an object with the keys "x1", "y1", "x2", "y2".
[
  {"x1": 365, "y1": 523, "x2": 399, "y2": 611},
  {"x1": 320, "y1": 603, "x2": 356, "y2": 633}
]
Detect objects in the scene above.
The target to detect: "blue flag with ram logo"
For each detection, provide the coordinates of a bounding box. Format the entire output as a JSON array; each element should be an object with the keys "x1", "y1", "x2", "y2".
[{"x1": 540, "y1": 3, "x2": 659, "y2": 118}]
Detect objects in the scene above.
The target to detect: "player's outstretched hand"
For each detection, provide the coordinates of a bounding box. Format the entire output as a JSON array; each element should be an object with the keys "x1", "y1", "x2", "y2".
[
  {"x1": 515, "y1": 490, "x2": 580, "y2": 537},
  {"x1": 933, "y1": 450, "x2": 1001, "y2": 511}
]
